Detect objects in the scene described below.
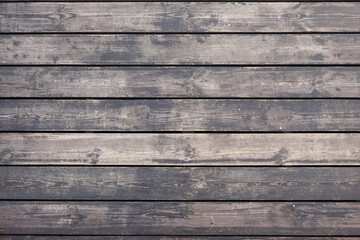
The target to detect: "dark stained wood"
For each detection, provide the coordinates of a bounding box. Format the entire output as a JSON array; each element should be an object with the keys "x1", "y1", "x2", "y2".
[
  {"x1": 1, "y1": 167, "x2": 359, "y2": 200},
  {"x1": 1, "y1": 34, "x2": 360, "y2": 65},
  {"x1": 1, "y1": 237, "x2": 356, "y2": 240},
  {"x1": 1, "y1": 3, "x2": 360, "y2": 33},
  {"x1": 0, "y1": 99, "x2": 358, "y2": 131},
  {"x1": 1, "y1": 201, "x2": 359, "y2": 235},
  {"x1": 1, "y1": 133, "x2": 359, "y2": 166},
  {"x1": 1, "y1": 67, "x2": 359, "y2": 98}
]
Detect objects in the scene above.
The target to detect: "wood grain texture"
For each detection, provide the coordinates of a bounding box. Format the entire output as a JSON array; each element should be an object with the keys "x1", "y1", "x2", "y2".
[
  {"x1": 1, "y1": 133, "x2": 359, "y2": 166},
  {"x1": 1, "y1": 34, "x2": 360, "y2": 65},
  {"x1": 1, "y1": 167, "x2": 359, "y2": 200},
  {"x1": 1, "y1": 237, "x2": 356, "y2": 240},
  {"x1": 3, "y1": 0, "x2": 360, "y2": 2},
  {"x1": 0, "y1": 100, "x2": 358, "y2": 131},
  {"x1": 1, "y1": 66, "x2": 359, "y2": 98},
  {"x1": 1, "y1": 2, "x2": 360, "y2": 33},
  {"x1": 1, "y1": 202, "x2": 359, "y2": 235}
]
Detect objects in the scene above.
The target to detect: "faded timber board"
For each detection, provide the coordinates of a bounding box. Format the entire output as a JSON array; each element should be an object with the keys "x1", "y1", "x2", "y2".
[
  {"x1": 0, "y1": 202, "x2": 359, "y2": 235},
  {"x1": 1, "y1": 67, "x2": 359, "y2": 98},
  {"x1": 1, "y1": 35, "x2": 360, "y2": 65},
  {"x1": 0, "y1": 99, "x2": 358, "y2": 131},
  {"x1": 1, "y1": 133, "x2": 359, "y2": 165},
  {"x1": 1, "y1": 2, "x2": 360, "y2": 33},
  {"x1": 1, "y1": 167, "x2": 359, "y2": 200}
]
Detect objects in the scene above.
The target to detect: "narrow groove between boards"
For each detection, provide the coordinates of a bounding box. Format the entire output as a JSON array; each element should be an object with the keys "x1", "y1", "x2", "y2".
[
  {"x1": 1, "y1": 64, "x2": 360, "y2": 67},
  {"x1": 1, "y1": 131, "x2": 360, "y2": 134},
  {"x1": 1, "y1": 234, "x2": 360, "y2": 237},
  {"x1": 1, "y1": 97, "x2": 360, "y2": 100},
  {"x1": 1, "y1": 199, "x2": 359, "y2": 202},
  {"x1": 1, "y1": 0, "x2": 360, "y2": 2},
  {"x1": 1, "y1": 32, "x2": 360, "y2": 35},
  {"x1": 1, "y1": 165, "x2": 359, "y2": 167}
]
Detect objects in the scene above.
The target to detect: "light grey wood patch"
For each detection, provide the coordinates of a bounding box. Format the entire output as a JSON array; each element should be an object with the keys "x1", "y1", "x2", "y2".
[
  {"x1": 1, "y1": 67, "x2": 359, "y2": 98},
  {"x1": 1, "y1": 2, "x2": 360, "y2": 33},
  {"x1": 1, "y1": 167, "x2": 359, "y2": 200},
  {"x1": 0, "y1": 100, "x2": 358, "y2": 131},
  {"x1": 1, "y1": 34, "x2": 360, "y2": 65},
  {"x1": 1, "y1": 202, "x2": 359, "y2": 235},
  {"x1": 1, "y1": 133, "x2": 359, "y2": 165}
]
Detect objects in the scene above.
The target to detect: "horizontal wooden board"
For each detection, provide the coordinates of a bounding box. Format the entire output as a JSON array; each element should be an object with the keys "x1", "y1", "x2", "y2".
[
  {"x1": 1, "y1": 202, "x2": 359, "y2": 235},
  {"x1": 1, "y1": 133, "x2": 359, "y2": 166},
  {"x1": 1, "y1": 34, "x2": 360, "y2": 65},
  {"x1": 0, "y1": 100, "x2": 358, "y2": 131},
  {"x1": 0, "y1": 237, "x2": 355, "y2": 240},
  {"x1": 1, "y1": 3, "x2": 360, "y2": 33},
  {"x1": 3, "y1": 0, "x2": 360, "y2": 2},
  {"x1": 1, "y1": 66, "x2": 359, "y2": 98},
  {"x1": 1, "y1": 167, "x2": 359, "y2": 200}
]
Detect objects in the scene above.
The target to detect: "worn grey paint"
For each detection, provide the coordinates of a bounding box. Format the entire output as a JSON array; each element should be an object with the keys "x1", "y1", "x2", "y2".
[
  {"x1": 1, "y1": 202, "x2": 359, "y2": 235},
  {"x1": 1, "y1": 167, "x2": 359, "y2": 200},
  {"x1": 1, "y1": 35, "x2": 360, "y2": 65},
  {"x1": 1, "y1": 3, "x2": 360, "y2": 33},
  {"x1": 0, "y1": 99, "x2": 358, "y2": 131},
  {"x1": 1, "y1": 133, "x2": 359, "y2": 165},
  {"x1": 1, "y1": 67, "x2": 359, "y2": 98}
]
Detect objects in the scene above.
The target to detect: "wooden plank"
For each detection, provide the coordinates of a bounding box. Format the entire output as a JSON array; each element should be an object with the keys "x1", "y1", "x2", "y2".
[
  {"x1": 1, "y1": 202, "x2": 359, "y2": 235},
  {"x1": 0, "y1": 237, "x2": 356, "y2": 240},
  {"x1": 1, "y1": 133, "x2": 359, "y2": 166},
  {"x1": 1, "y1": 3, "x2": 360, "y2": 33},
  {"x1": 1, "y1": 167, "x2": 359, "y2": 200},
  {"x1": 0, "y1": 100, "x2": 358, "y2": 131},
  {"x1": 3, "y1": 0, "x2": 360, "y2": 2},
  {"x1": 1, "y1": 66, "x2": 359, "y2": 98},
  {"x1": 1, "y1": 34, "x2": 360, "y2": 65}
]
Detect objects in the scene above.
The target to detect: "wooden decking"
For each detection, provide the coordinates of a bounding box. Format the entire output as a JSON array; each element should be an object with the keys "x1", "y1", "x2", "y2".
[{"x1": 0, "y1": 1, "x2": 359, "y2": 239}]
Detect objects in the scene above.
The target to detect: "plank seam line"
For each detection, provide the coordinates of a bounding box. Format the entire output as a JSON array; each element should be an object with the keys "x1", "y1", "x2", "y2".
[
  {"x1": 1, "y1": 32, "x2": 360, "y2": 35},
  {"x1": 1, "y1": 165, "x2": 359, "y2": 168},
  {"x1": 2, "y1": 64, "x2": 360, "y2": 67},
  {"x1": 1, "y1": 131, "x2": 359, "y2": 133},
  {"x1": 1, "y1": 0, "x2": 360, "y2": 2},
  {"x1": 1, "y1": 97, "x2": 359, "y2": 100},
  {"x1": 1, "y1": 234, "x2": 360, "y2": 237},
  {"x1": 1, "y1": 199, "x2": 359, "y2": 202}
]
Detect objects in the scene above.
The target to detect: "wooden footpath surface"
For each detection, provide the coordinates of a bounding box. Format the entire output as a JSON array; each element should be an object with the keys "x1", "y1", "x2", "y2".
[{"x1": 0, "y1": 1, "x2": 359, "y2": 239}]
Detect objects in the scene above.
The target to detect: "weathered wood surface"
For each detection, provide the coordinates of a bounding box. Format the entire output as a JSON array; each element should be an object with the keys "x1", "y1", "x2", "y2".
[
  {"x1": 1, "y1": 237, "x2": 356, "y2": 240},
  {"x1": 1, "y1": 202, "x2": 359, "y2": 235},
  {"x1": 1, "y1": 133, "x2": 359, "y2": 165},
  {"x1": 1, "y1": 67, "x2": 359, "y2": 98},
  {"x1": 1, "y1": 35, "x2": 360, "y2": 65},
  {"x1": 1, "y1": 167, "x2": 359, "y2": 200},
  {"x1": 3, "y1": 0, "x2": 360, "y2": 2},
  {"x1": 1, "y1": 3, "x2": 360, "y2": 33},
  {"x1": 0, "y1": 100, "x2": 358, "y2": 131}
]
